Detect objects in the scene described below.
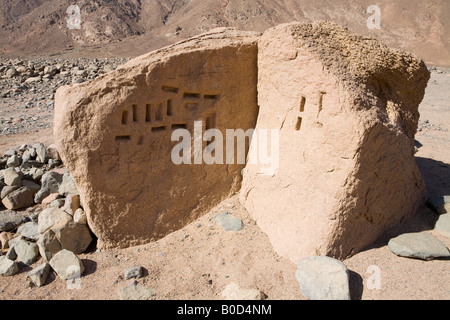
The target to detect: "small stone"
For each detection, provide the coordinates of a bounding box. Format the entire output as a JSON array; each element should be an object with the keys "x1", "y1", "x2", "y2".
[
  {"x1": 214, "y1": 212, "x2": 244, "y2": 231},
  {"x1": 58, "y1": 172, "x2": 78, "y2": 196},
  {"x1": 61, "y1": 194, "x2": 80, "y2": 215},
  {"x1": 435, "y1": 213, "x2": 450, "y2": 238},
  {"x1": 28, "y1": 263, "x2": 51, "y2": 287},
  {"x1": 3, "y1": 168, "x2": 22, "y2": 187},
  {"x1": 14, "y1": 238, "x2": 39, "y2": 266},
  {"x1": 222, "y1": 282, "x2": 263, "y2": 300},
  {"x1": 40, "y1": 171, "x2": 63, "y2": 193},
  {"x1": 38, "y1": 207, "x2": 73, "y2": 234},
  {"x1": 34, "y1": 187, "x2": 51, "y2": 204},
  {"x1": 0, "y1": 210, "x2": 28, "y2": 232},
  {"x1": 295, "y1": 256, "x2": 351, "y2": 300},
  {"x1": 52, "y1": 220, "x2": 93, "y2": 254},
  {"x1": 388, "y1": 232, "x2": 450, "y2": 261},
  {"x1": 21, "y1": 180, "x2": 41, "y2": 193},
  {"x1": 124, "y1": 266, "x2": 143, "y2": 280},
  {"x1": 46, "y1": 144, "x2": 60, "y2": 161},
  {"x1": 37, "y1": 229, "x2": 62, "y2": 261},
  {"x1": 1, "y1": 185, "x2": 19, "y2": 199},
  {"x1": 6, "y1": 155, "x2": 20, "y2": 168},
  {"x1": 119, "y1": 282, "x2": 156, "y2": 300},
  {"x1": 0, "y1": 232, "x2": 14, "y2": 249},
  {"x1": 2, "y1": 187, "x2": 35, "y2": 210},
  {"x1": 49, "y1": 249, "x2": 84, "y2": 280},
  {"x1": 0, "y1": 256, "x2": 19, "y2": 276},
  {"x1": 41, "y1": 193, "x2": 61, "y2": 206},
  {"x1": 73, "y1": 208, "x2": 87, "y2": 224},
  {"x1": 33, "y1": 143, "x2": 48, "y2": 163},
  {"x1": 17, "y1": 222, "x2": 40, "y2": 241}
]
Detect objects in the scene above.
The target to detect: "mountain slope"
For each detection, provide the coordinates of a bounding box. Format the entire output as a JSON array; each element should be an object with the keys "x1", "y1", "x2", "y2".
[{"x1": 0, "y1": 0, "x2": 449, "y2": 66}]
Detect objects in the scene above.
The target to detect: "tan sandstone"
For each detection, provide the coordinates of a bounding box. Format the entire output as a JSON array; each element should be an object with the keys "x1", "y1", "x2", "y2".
[
  {"x1": 54, "y1": 28, "x2": 260, "y2": 249},
  {"x1": 239, "y1": 22, "x2": 430, "y2": 263}
]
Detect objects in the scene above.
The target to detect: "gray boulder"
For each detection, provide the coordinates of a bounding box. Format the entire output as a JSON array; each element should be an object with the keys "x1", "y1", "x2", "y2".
[
  {"x1": 40, "y1": 171, "x2": 63, "y2": 194},
  {"x1": 3, "y1": 168, "x2": 21, "y2": 187},
  {"x1": 53, "y1": 221, "x2": 93, "y2": 254},
  {"x1": 37, "y1": 229, "x2": 62, "y2": 261},
  {"x1": 295, "y1": 256, "x2": 351, "y2": 300},
  {"x1": 0, "y1": 210, "x2": 28, "y2": 232},
  {"x1": 388, "y1": 232, "x2": 450, "y2": 261},
  {"x1": 2, "y1": 187, "x2": 35, "y2": 210},
  {"x1": 214, "y1": 212, "x2": 244, "y2": 232},
  {"x1": 28, "y1": 263, "x2": 51, "y2": 287},
  {"x1": 13, "y1": 238, "x2": 40, "y2": 266},
  {"x1": 0, "y1": 256, "x2": 19, "y2": 276},
  {"x1": 49, "y1": 249, "x2": 84, "y2": 280}
]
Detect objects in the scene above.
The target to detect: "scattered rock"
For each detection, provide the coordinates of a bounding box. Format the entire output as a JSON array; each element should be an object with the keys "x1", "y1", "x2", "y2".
[
  {"x1": 214, "y1": 213, "x2": 244, "y2": 231},
  {"x1": 6, "y1": 155, "x2": 20, "y2": 168},
  {"x1": 52, "y1": 221, "x2": 93, "y2": 254},
  {"x1": 13, "y1": 238, "x2": 39, "y2": 266},
  {"x1": 388, "y1": 232, "x2": 450, "y2": 261},
  {"x1": 17, "y1": 221, "x2": 40, "y2": 241},
  {"x1": 222, "y1": 282, "x2": 264, "y2": 300},
  {"x1": 119, "y1": 281, "x2": 156, "y2": 300},
  {"x1": 40, "y1": 171, "x2": 63, "y2": 193},
  {"x1": 37, "y1": 229, "x2": 62, "y2": 261},
  {"x1": 61, "y1": 194, "x2": 80, "y2": 215},
  {"x1": 73, "y1": 208, "x2": 87, "y2": 225},
  {"x1": 124, "y1": 266, "x2": 143, "y2": 280},
  {"x1": 3, "y1": 168, "x2": 22, "y2": 186},
  {"x1": 0, "y1": 256, "x2": 19, "y2": 276},
  {"x1": 0, "y1": 210, "x2": 28, "y2": 232},
  {"x1": 58, "y1": 172, "x2": 78, "y2": 196},
  {"x1": 0, "y1": 232, "x2": 14, "y2": 249},
  {"x1": 49, "y1": 249, "x2": 84, "y2": 280},
  {"x1": 1, "y1": 185, "x2": 19, "y2": 199},
  {"x1": 435, "y1": 213, "x2": 450, "y2": 238},
  {"x1": 34, "y1": 187, "x2": 50, "y2": 204},
  {"x1": 295, "y1": 256, "x2": 351, "y2": 300},
  {"x1": 2, "y1": 186, "x2": 35, "y2": 210},
  {"x1": 37, "y1": 207, "x2": 72, "y2": 234},
  {"x1": 28, "y1": 263, "x2": 51, "y2": 287}
]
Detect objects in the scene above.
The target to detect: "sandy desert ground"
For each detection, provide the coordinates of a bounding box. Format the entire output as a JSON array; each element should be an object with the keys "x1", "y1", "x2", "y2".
[{"x1": 0, "y1": 64, "x2": 448, "y2": 301}]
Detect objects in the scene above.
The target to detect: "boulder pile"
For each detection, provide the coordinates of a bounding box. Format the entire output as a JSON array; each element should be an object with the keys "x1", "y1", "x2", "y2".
[{"x1": 0, "y1": 142, "x2": 93, "y2": 286}]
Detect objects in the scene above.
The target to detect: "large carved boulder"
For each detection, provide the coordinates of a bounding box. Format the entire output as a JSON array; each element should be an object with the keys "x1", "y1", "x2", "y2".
[
  {"x1": 54, "y1": 28, "x2": 260, "y2": 248},
  {"x1": 239, "y1": 22, "x2": 430, "y2": 263}
]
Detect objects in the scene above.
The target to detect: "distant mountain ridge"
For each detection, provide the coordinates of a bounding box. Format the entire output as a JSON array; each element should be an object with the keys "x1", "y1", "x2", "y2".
[{"x1": 0, "y1": 0, "x2": 449, "y2": 66}]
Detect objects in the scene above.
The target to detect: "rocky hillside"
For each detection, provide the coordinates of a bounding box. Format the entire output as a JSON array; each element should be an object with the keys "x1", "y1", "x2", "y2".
[{"x1": 0, "y1": 0, "x2": 449, "y2": 66}]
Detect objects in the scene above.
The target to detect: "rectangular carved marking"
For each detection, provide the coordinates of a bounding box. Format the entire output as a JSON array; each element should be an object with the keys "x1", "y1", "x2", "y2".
[
  {"x1": 146, "y1": 104, "x2": 151, "y2": 123},
  {"x1": 162, "y1": 85, "x2": 179, "y2": 93},
  {"x1": 183, "y1": 92, "x2": 201, "y2": 99},
  {"x1": 205, "y1": 112, "x2": 217, "y2": 131},
  {"x1": 296, "y1": 117, "x2": 303, "y2": 131},
  {"x1": 152, "y1": 126, "x2": 166, "y2": 133},
  {"x1": 122, "y1": 111, "x2": 128, "y2": 125},
  {"x1": 155, "y1": 103, "x2": 164, "y2": 122},
  {"x1": 204, "y1": 94, "x2": 220, "y2": 100},
  {"x1": 167, "y1": 100, "x2": 173, "y2": 116},
  {"x1": 300, "y1": 96, "x2": 306, "y2": 113},
  {"x1": 116, "y1": 136, "x2": 131, "y2": 141},
  {"x1": 132, "y1": 105, "x2": 138, "y2": 122}
]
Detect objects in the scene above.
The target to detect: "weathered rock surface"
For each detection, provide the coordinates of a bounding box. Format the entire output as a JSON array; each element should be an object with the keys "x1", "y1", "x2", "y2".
[
  {"x1": 0, "y1": 210, "x2": 27, "y2": 232},
  {"x1": 49, "y1": 249, "x2": 84, "y2": 280},
  {"x1": 37, "y1": 207, "x2": 72, "y2": 234},
  {"x1": 28, "y1": 263, "x2": 51, "y2": 287},
  {"x1": 13, "y1": 238, "x2": 39, "y2": 266},
  {"x1": 52, "y1": 221, "x2": 93, "y2": 254},
  {"x1": 54, "y1": 28, "x2": 260, "y2": 249},
  {"x1": 222, "y1": 282, "x2": 263, "y2": 300},
  {"x1": 388, "y1": 232, "x2": 450, "y2": 261},
  {"x1": 240, "y1": 21, "x2": 429, "y2": 263},
  {"x1": 37, "y1": 229, "x2": 62, "y2": 261},
  {"x1": 0, "y1": 256, "x2": 19, "y2": 276},
  {"x1": 214, "y1": 213, "x2": 244, "y2": 231},
  {"x1": 2, "y1": 186, "x2": 35, "y2": 210},
  {"x1": 295, "y1": 256, "x2": 351, "y2": 300},
  {"x1": 119, "y1": 282, "x2": 157, "y2": 300}
]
